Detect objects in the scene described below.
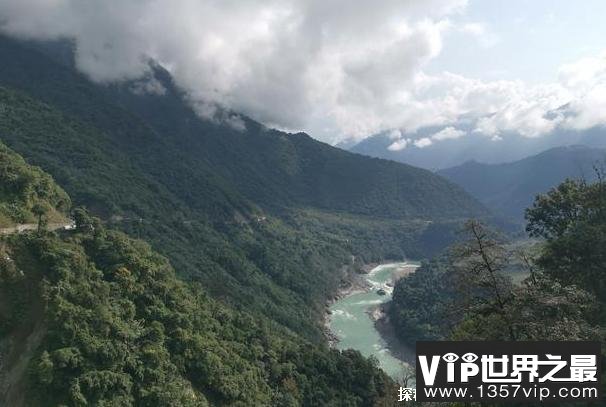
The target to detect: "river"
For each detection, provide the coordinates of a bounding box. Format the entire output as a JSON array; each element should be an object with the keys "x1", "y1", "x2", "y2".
[{"x1": 328, "y1": 262, "x2": 418, "y2": 379}]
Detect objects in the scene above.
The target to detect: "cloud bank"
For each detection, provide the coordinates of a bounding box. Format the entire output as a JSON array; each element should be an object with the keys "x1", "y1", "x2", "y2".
[{"x1": 1, "y1": 0, "x2": 605, "y2": 145}]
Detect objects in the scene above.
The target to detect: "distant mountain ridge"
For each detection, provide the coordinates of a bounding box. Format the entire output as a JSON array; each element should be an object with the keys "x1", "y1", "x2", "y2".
[
  {"x1": 438, "y1": 145, "x2": 606, "y2": 221},
  {"x1": 348, "y1": 126, "x2": 606, "y2": 170}
]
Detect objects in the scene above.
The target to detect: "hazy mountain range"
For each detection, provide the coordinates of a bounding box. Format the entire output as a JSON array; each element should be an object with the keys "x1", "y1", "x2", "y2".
[
  {"x1": 438, "y1": 145, "x2": 606, "y2": 221},
  {"x1": 347, "y1": 125, "x2": 606, "y2": 170}
]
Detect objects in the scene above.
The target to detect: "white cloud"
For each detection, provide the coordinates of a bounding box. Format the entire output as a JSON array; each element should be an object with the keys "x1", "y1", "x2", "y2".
[
  {"x1": 0, "y1": 0, "x2": 468, "y2": 137},
  {"x1": 391, "y1": 66, "x2": 604, "y2": 141},
  {"x1": 559, "y1": 53, "x2": 606, "y2": 90},
  {"x1": 414, "y1": 137, "x2": 433, "y2": 148},
  {"x1": 388, "y1": 138, "x2": 411, "y2": 151},
  {"x1": 0, "y1": 0, "x2": 605, "y2": 145},
  {"x1": 430, "y1": 126, "x2": 465, "y2": 140},
  {"x1": 388, "y1": 126, "x2": 464, "y2": 151},
  {"x1": 564, "y1": 83, "x2": 606, "y2": 131},
  {"x1": 557, "y1": 52, "x2": 606, "y2": 131}
]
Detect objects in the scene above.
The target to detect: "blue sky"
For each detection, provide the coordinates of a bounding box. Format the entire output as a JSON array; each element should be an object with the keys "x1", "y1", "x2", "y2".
[{"x1": 432, "y1": 0, "x2": 606, "y2": 83}]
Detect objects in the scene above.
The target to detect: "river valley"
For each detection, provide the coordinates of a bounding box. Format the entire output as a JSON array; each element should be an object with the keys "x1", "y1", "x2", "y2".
[{"x1": 328, "y1": 262, "x2": 419, "y2": 380}]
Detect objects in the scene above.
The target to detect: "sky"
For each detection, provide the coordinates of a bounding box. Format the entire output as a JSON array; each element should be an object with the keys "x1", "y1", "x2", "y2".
[
  {"x1": 432, "y1": 0, "x2": 606, "y2": 83},
  {"x1": 1, "y1": 0, "x2": 605, "y2": 147}
]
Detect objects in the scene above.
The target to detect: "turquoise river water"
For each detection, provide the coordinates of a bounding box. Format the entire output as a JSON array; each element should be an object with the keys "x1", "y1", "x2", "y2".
[{"x1": 328, "y1": 262, "x2": 418, "y2": 379}]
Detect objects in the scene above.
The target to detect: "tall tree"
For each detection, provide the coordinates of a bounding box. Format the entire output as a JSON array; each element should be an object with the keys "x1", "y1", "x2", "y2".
[
  {"x1": 450, "y1": 220, "x2": 517, "y2": 340},
  {"x1": 526, "y1": 174, "x2": 606, "y2": 302},
  {"x1": 31, "y1": 203, "x2": 47, "y2": 233}
]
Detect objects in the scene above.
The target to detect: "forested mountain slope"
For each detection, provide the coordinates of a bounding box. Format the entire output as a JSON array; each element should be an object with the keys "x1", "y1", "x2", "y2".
[
  {"x1": 0, "y1": 145, "x2": 395, "y2": 405},
  {"x1": 1, "y1": 228, "x2": 396, "y2": 406},
  {"x1": 0, "y1": 142, "x2": 70, "y2": 228},
  {"x1": 102, "y1": 66, "x2": 486, "y2": 220},
  {"x1": 0, "y1": 36, "x2": 485, "y2": 221},
  {"x1": 438, "y1": 145, "x2": 606, "y2": 221},
  {"x1": 0, "y1": 84, "x2": 343, "y2": 338},
  {"x1": 0, "y1": 36, "x2": 488, "y2": 341}
]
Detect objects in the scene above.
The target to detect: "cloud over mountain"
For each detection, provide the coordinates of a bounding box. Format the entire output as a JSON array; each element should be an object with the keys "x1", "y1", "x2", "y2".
[{"x1": 1, "y1": 0, "x2": 605, "y2": 144}]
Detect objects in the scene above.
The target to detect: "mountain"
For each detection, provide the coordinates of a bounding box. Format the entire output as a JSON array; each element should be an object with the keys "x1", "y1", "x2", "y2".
[
  {"x1": 0, "y1": 37, "x2": 492, "y2": 405},
  {"x1": 1, "y1": 37, "x2": 486, "y2": 221},
  {"x1": 348, "y1": 126, "x2": 606, "y2": 170},
  {"x1": 438, "y1": 145, "x2": 606, "y2": 221},
  {"x1": 0, "y1": 142, "x2": 395, "y2": 405},
  {"x1": 0, "y1": 35, "x2": 488, "y2": 343}
]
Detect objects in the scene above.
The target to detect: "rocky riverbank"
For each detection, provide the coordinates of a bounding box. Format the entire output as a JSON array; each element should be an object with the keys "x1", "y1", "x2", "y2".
[
  {"x1": 324, "y1": 264, "x2": 375, "y2": 346},
  {"x1": 324, "y1": 262, "x2": 416, "y2": 349},
  {"x1": 372, "y1": 303, "x2": 415, "y2": 364},
  {"x1": 368, "y1": 264, "x2": 418, "y2": 364}
]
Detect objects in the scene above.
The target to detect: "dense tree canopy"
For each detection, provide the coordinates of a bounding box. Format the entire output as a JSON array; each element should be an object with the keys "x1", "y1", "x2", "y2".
[
  {"x1": 0, "y1": 140, "x2": 70, "y2": 227},
  {"x1": 1, "y1": 217, "x2": 396, "y2": 406},
  {"x1": 526, "y1": 177, "x2": 606, "y2": 302}
]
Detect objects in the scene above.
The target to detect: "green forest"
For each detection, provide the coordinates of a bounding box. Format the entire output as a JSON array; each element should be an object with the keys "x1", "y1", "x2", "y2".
[
  {"x1": 0, "y1": 144, "x2": 397, "y2": 406},
  {"x1": 386, "y1": 177, "x2": 606, "y2": 406},
  {"x1": 390, "y1": 176, "x2": 605, "y2": 355}
]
